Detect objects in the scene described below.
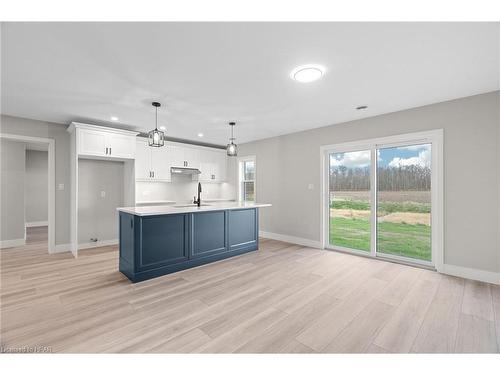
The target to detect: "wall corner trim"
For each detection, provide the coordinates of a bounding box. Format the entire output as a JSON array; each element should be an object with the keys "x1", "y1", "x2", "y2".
[
  {"x1": 259, "y1": 231, "x2": 322, "y2": 249},
  {"x1": 441, "y1": 264, "x2": 500, "y2": 285}
]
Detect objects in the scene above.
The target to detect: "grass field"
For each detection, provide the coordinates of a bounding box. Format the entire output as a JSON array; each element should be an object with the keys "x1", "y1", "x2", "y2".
[
  {"x1": 329, "y1": 193, "x2": 431, "y2": 261},
  {"x1": 329, "y1": 217, "x2": 431, "y2": 260}
]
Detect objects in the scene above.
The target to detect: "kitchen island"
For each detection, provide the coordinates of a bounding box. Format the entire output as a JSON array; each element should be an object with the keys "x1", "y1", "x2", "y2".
[{"x1": 117, "y1": 202, "x2": 271, "y2": 282}]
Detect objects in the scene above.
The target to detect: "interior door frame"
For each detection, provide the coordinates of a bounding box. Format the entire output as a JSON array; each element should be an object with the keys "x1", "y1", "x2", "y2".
[
  {"x1": 0, "y1": 133, "x2": 56, "y2": 254},
  {"x1": 320, "y1": 129, "x2": 443, "y2": 272}
]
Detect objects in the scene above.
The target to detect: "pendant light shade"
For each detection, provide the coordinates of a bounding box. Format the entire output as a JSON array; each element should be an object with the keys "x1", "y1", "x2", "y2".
[
  {"x1": 148, "y1": 102, "x2": 164, "y2": 147},
  {"x1": 226, "y1": 121, "x2": 238, "y2": 156}
]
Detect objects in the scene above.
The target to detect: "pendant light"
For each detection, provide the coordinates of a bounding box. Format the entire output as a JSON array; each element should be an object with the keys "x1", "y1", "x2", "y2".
[
  {"x1": 226, "y1": 121, "x2": 238, "y2": 156},
  {"x1": 148, "y1": 102, "x2": 164, "y2": 147}
]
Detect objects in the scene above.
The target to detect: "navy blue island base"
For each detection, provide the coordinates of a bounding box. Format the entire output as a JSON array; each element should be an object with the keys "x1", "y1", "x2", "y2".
[{"x1": 119, "y1": 207, "x2": 260, "y2": 282}]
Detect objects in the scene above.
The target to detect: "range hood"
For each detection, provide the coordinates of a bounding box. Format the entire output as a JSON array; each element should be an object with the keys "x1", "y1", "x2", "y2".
[{"x1": 170, "y1": 166, "x2": 201, "y2": 175}]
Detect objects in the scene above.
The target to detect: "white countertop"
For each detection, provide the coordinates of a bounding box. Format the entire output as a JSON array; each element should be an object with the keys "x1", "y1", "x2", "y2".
[{"x1": 117, "y1": 201, "x2": 271, "y2": 216}]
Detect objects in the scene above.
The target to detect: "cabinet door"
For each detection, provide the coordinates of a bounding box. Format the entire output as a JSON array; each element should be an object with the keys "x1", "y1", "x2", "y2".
[
  {"x1": 135, "y1": 140, "x2": 151, "y2": 180},
  {"x1": 78, "y1": 129, "x2": 107, "y2": 157},
  {"x1": 183, "y1": 147, "x2": 199, "y2": 169},
  {"x1": 213, "y1": 152, "x2": 227, "y2": 182},
  {"x1": 151, "y1": 146, "x2": 172, "y2": 182},
  {"x1": 191, "y1": 211, "x2": 227, "y2": 259},
  {"x1": 170, "y1": 145, "x2": 185, "y2": 167},
  {"x1": 107, "y1": 133, "x2": 136, "y2": 159},
  {"x1": 198, "y1": 161, "x2": 213, "y2": 182},
  {"x1": 138, "y1": 214, "x2": 189, "y2": 270}
]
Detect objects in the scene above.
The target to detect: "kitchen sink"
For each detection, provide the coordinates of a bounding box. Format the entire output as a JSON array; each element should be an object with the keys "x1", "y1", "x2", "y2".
[{"x1": 173, "y1": 204, "x2": 212, "y2": 208}]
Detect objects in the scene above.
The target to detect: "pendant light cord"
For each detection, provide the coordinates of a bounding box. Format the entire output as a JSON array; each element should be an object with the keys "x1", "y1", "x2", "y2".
[{"x1": 155, "y1": 106, "x2": 158, "y2": 131}]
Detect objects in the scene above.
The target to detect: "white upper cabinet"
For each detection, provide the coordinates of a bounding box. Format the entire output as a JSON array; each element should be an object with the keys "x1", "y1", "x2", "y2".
[
  {"x1": 70, "y1": 123, "x2": 139, "y2": 160},
  {"x1": 133, "y1": 138, "x2": 226, "y2": 183},
  {"x1": 170, "y1": 145, "x2": 199, "y2": 169},
  {"x1": 107, "y1": 133, "x2": 137, "y2": 159},
  {"x1": 151, "y1": 146, "x2": 172, "y2": 181},
  {"x1": 198, "y1": 149, "x2": 227, "y2": 182},
  {"x1": 135, "y1": 139, "x2": 172, "y2": 182},
  {"x1": 79, "y1": 129, "x2": 107, "y2": 157},
  {"x1": 135, "y1": 140, "x2": 151, "y2": 180}
]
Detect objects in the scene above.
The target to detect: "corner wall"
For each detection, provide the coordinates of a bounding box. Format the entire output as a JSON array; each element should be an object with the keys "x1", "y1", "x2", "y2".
[
  {"x1": 0, "y1": 139, "x2": 26, "y2": 245},
  {"x1": 237, "y1": 91, "x2": 500, "y2": 277}
]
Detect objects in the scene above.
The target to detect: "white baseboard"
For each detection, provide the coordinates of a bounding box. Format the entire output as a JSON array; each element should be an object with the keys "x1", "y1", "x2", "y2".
[
  {"x1": 52, "y1": 239, "x2": 118, "y2": 254},
  {"x1": 78, "y1": 239, "x2": 118, "y2": 250},
  {"x1": 0, "y1": 238, "x2": 26, "y2": 249},
  {"x1": 259, "y1": 231, "x2": 322, "y2": 249},
  {"x1": 25, "y1": 221, "x2": 49, "y2": 228},
  {"x1": 442, "y1": 264, "x2": 500, "y2": 285},
  {"x1": 52, "y1": 243, "x2": 71, "y2": 254}
]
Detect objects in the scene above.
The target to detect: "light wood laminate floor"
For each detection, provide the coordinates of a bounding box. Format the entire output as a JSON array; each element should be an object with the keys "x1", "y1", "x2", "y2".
[{"x1": 1, "y1": 227, "x2": 499, "y2": 353}]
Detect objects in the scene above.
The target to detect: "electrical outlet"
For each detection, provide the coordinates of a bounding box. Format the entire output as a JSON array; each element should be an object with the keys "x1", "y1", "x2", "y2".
[
  {"x1": 308, "y1": 184, "x2": 314, "y2": 190},
  {"x1": 100, "y1": 191, "x2": 106, "y2": 198},
  {"x1": 58, "y1": 183, "x2": 65, "y2": 190}
]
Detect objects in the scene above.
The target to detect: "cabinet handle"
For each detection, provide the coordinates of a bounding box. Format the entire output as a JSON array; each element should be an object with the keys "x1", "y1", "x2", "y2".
[
  {"x1": 105, "y1": 147, "x2": 108, "y2": 155},
  {"x1": 153, "y1": 171, "x2": 155, "y2": 178},
  {"x1": 109, "y1": 148, "x2": 111, "y2": 155}
]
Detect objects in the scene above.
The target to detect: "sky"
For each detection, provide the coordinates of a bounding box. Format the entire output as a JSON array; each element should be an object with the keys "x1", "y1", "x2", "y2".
[{"x1": 330, "y1": 144, "x2": 431, "y2": 169}]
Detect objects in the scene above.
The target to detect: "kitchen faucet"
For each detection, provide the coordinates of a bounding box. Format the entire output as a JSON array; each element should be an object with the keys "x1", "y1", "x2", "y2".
[{"x1": 193, "y1": 182, "x2": 202, "y2": 207}]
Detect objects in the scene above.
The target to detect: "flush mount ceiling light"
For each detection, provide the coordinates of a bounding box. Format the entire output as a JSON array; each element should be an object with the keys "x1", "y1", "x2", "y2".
[
  {"x1": 290, "y1": 64, "x2": 325, "y2": 83},
  {"x1": 148, "y1": 102, "x2": 165, "y2": 147},
  {"x1": 159, "y1": 125, "x2": 166, "y2": 130},
  {"x1": 226, "y1": 122, "x2": 238, "y2": 157},
  {"x1": 197, "y1": 133, "x2": 204, "y2": 138},
  {"x1": 110, "y1": 116, "x2": 119, "y2": 122}
]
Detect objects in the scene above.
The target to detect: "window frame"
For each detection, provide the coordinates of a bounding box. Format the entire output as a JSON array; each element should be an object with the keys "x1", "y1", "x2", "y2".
[
  {"x1": 238, "y1": 155, "x2": 256, "y2": 202},
  {"x1": 320, "y1": 130, "x2": 443, "y2": 271}
]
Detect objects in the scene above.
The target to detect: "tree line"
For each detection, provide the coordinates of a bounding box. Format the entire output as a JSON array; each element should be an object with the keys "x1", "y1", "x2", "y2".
[{"x1": 330, "y1": 165, "x2": 431, "y2": 191}]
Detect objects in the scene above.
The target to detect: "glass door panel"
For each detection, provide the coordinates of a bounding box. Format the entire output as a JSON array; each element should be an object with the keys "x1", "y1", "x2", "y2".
[
  {"x1": 376, "y1": 144, "x2": 432, "y2": 261},
  {"x1": 329, "y1": 150, "x2": 371, "y2": 252}
]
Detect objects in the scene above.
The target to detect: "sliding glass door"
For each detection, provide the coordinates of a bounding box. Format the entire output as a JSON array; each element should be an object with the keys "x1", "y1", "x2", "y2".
[
  {"x1": 325, "y1": 135, "x2": 438, "y2": 267},
  {"x1": 377, "y1": 144, "x2": 432, "y2": 262},
  {"x1": 329, "y1": 150, "x2": 371, "y2": 253}
]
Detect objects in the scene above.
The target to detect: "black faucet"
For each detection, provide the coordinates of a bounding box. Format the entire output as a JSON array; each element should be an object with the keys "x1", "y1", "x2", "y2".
[{"x1": 193, "y1": 182, "x2": 202, "y2": 207}]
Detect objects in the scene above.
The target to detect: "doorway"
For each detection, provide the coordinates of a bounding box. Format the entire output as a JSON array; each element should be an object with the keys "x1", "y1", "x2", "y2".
[
  {"x1": 0, "y1": 133, "x2": 55, "y2": 253},
  {"x1": 321, "y1": 130, "x2": 443, "y2": 270}
]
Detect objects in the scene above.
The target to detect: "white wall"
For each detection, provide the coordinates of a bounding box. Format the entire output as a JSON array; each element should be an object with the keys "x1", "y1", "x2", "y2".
[
  {"x1": 25, "y1": 150, "x2": 48, "y2": 224},
  {"x1": 78, "y1": 159, "x2": 124, "y2": 244},
  {"x1": 1, "y1": 115, "x2": 70, "y2": 246},
  {"x1": 0, "y1": 139, "x2": 26, "y2": 243},
  {"x1": 236, "y1": 91, "x2": 500, "y2": 274}
]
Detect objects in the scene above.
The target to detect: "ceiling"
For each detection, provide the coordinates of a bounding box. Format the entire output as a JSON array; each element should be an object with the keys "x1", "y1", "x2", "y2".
[{"x1": 2, "y1": 22, "x2": 499, "y2": 145}]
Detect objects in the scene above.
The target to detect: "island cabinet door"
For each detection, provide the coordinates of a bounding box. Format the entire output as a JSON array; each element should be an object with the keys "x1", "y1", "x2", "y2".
[
  {"x1": 137, "y1": 214, "x2": 189, "y2": 271},
  {"x1": 190, "y1": 210, "x2": 227, "y2": 259},
  {"x1": 228, "y1": 208, "x2": 258, "y2": 252}
]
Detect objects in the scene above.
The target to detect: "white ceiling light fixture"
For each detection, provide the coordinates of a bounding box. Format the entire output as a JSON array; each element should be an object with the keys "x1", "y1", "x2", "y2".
[
  {"x1": 226, "y1": 122, "x2": 238, "y2": 157},
  {"x1": 110, "y1": 116, "x2": 119, "y2": 121},
  {"x1": 159, "y1": 125, "x2": 166, "y2": 130},
  {"x1": 290, "y1": 64, "x2": 325, "y2": 83},
  {"x1": 197, "y1": 133, "x2": 204, "y2": 138}
]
